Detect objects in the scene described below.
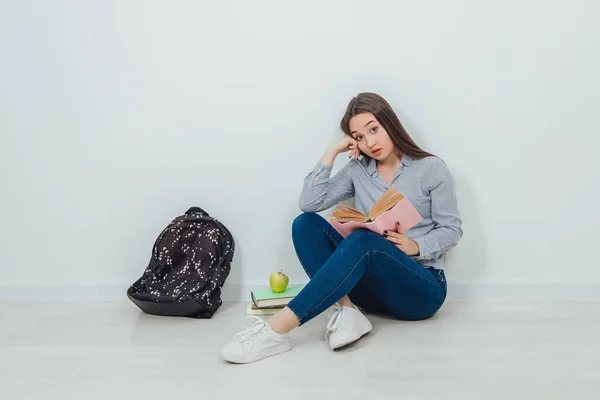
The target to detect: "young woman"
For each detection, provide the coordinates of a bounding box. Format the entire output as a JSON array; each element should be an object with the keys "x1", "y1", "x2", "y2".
[{"x1": 221, "y1": 92, "x2": 463, "y2": 364}]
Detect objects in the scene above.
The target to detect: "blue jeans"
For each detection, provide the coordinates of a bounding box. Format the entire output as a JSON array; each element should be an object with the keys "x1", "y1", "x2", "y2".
[{"x1": 286, "y1": 212, "x2": 447, "y2": 325}]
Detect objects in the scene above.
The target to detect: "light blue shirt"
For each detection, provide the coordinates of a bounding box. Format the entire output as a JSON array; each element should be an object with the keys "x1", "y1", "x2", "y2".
[{"x1": 299, "y1": 155, "x2": 463, "y2": 270}]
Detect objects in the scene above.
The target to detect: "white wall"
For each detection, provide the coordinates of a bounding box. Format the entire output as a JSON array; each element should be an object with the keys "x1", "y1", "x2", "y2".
[{"x1": 1, "y1": 0, "x2": 599, "y2": 301}]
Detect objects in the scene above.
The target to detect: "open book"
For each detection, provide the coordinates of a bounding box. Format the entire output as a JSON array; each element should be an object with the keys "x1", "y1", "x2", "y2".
[{"x1": 329, "y1": 188, "x2": 423, "y2": 238}]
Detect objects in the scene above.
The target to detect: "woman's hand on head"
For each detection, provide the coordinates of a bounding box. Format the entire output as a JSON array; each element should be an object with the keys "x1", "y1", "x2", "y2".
[
  {"x1": 330, "y1": 136, "x2": 360, "y2": 159},
  {"x1": 321, "y1": 136, "x2": 359, "y2": 166},
  {"x1": 383, "y1": 222, "x2": 420, "y2": 256}
]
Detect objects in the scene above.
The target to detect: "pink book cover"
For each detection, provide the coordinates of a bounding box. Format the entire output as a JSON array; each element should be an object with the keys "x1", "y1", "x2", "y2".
[{"x1": 329, "y1": 197, "x2": 423, "y2": 239}]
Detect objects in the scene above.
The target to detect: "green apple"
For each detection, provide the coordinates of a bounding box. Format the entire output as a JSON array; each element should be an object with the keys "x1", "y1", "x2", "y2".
[{"x1": 269, "y1": 270, "x2": 289, "y2": 293}]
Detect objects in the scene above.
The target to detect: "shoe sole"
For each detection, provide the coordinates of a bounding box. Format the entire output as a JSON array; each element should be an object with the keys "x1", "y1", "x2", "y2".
[
  {"x1": 329, "y1": 323, "x2": 373, "y2": 350},
  {"x1": 224, "y1": 341, "x2": 292, "y2": 364}
]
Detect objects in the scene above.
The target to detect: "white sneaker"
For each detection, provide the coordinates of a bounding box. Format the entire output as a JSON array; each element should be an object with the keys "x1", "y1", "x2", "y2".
[
  {"x1": 325, "y1": 304, "x2": 373, "y2": 350},
  {"x1": 221, "y1": 316, "x2": 292, "y2": 364}
]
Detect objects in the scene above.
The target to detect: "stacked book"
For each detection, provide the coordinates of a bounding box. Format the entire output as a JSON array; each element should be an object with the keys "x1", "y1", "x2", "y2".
[{"x1": 247, "y1": 285, "x2": 305, "y2": 316}]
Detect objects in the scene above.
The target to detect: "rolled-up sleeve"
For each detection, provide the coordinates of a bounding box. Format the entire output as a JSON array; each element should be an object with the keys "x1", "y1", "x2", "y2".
[
  {"x1": 299, "y1": 161, "x2": 354, "y2": 212},
  {"x1": 413, "y1": 159, "x2": 463, "y2": 261}
]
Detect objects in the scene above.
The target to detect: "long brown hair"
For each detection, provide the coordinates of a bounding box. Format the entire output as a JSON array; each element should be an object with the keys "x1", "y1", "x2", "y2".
[{"x1": 340, "y1": 92, "x2": 433, "y2": 159}]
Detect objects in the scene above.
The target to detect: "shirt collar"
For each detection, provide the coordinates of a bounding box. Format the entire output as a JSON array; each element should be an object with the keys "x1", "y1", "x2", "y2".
[
  {"x1": 401, "y1": 154, "x2": 414, "y2": 167},
  {"x1": 365, "y1": 157, "x2": 378, "y2": 177},
  {"x1": 365, "y1": 154, "x2": 414, "y2": 177}
]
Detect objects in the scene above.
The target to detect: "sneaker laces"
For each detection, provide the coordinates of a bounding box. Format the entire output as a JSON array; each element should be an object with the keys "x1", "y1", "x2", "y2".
[
  {"x1": 233, "y1": 316, "x2": 267, "y2": 343},
  {"x1": 325, "y1": 304, "x2": 344, "y2": 342}
]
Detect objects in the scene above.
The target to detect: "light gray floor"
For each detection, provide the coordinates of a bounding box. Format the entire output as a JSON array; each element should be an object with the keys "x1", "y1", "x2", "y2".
[{"x1": 1, "y1": 300, "x2": 599, "y2": 400}]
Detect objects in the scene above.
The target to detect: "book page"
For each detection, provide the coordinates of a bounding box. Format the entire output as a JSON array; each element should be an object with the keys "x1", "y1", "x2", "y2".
[{"x1": 369, "y1": 189, "x2": 404, "y2": 220}]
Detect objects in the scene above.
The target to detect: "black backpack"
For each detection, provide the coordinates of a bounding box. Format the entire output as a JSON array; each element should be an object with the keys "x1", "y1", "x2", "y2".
[{"x1": 127, "y1": 207, "x2": 235, "y2": 318}]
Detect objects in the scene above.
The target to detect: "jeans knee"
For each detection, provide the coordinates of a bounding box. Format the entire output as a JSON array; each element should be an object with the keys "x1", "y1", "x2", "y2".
[
  {"x1": 345, "y1": 229, "x2": 381, "y2": 245},
  {"x1": 347, "y1": 229, "x2": 377, "y2": 239},
  {"x1": 292, "y1": 212, "x2": 322, "y2": 236}
]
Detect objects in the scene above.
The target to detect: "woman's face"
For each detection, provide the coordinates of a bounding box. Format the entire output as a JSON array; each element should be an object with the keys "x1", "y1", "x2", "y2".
[{"x1": 348, "y1": 112, "x2": 396, "y2": 161}]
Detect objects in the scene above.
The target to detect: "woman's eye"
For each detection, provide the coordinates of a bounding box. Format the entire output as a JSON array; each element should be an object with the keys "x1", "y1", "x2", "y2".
[
  {"x1": 355, "y1": 135, "x2": 363, "y2": 141},
  {"x1": 370, "y1": 127, "x2": 378, "y2": 133}
]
